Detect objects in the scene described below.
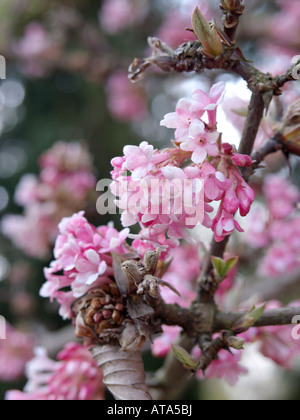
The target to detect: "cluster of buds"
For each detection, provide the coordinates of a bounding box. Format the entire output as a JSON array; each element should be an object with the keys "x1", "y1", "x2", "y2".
[
  {"x1": 74, "y1": 285, "x2": 126, "y2": 343},
  {"x1": 73, "y1": 249, "x2": 176, "y2": 352},
  {"x1": 121, "y1": 249, "x2": 179, "y2": 299}
]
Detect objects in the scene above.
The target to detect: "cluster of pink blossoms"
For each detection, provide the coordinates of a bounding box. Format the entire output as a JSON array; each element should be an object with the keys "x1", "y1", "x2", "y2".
[
  {"x1": 40, "y1": 212, "x2": 129, "y2": 319},
  {"x1": 106, "y1": 71, "x2": 148, "y2": 122},
  {"x1": 0, "y1": 325, "x2": 35, "y2": 383},
  {"x1": 2, "y1": 142, "x2": 96, "y2": 259},
  {"x1": 13, "y1": 22, "x2": 61, "y2": 78},
  {"x1": 247, "y1": 175, "x2": 300, "y2": 278},
  {"x1": 6, "y1": 343, "x2": 105, "y2": 400},
  {"x1": 111, "y1": 83, "x2": 254, "y2": 257}
]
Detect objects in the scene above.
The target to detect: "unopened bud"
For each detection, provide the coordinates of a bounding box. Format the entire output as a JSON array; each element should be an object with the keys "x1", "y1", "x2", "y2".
[
  {"x1": 120, "y1": 323, "x2": 146, "y2": 352},
  {"x1": 281, "y1": 100, "x2": 300, "y2": 146},
  {"x1": 192, "y1": 7, "x2": 223, "y2": 58},
  {"x1": 221, "y1": 0, "x2": 243, "y2": 11},
  {"x1": 121, "y1": 260, "x2": 144, "y2": 284},
  {"x1": 233, "y1": 305, "x2": 266, "y2": 334},
  {"x1": 144, "y1": 248, "x2": 160, "y2": 275},
  {"x1": 225, "y1": 335, "x2": 245, "y2": 350}
]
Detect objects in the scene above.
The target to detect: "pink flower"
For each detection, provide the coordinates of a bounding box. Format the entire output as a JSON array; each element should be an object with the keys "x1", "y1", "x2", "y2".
[
  {"x1": 2, "y1": 142, "x2": 96, "y2": 260},
  {"x1": 13, "y1": 23, "x2": 51, "y2": 59},
  {"x1": 152, "y1": 326, "x2": 182, "y2": 358},
  {"x1": 123, "y1": 142, "x2": 168, "y2": 181},
  {"x1": 196, "y1": 348, "x2": 248, "y2": 385},
  {"x1": 212, "y1": 208, "x2": 244, "y2": 243},
  {"x1": 246, "y1": 205, "x2": 270, "y2": 248},
  {"x1": 180, "y1": 120, "x2": 219, "y2": 164},
  {"x1": 160, "y1": 82, "x2": 225, "y2": 141},
  {"x1": 106, "y1": 71, "x2": 148, "y2": 122},
  {"x1": 192, "y1": 82, "x2": 225, "y2": 128},
  {"x1": 6, "y1": 343, "x2": 105, "y2": 400},
  {"x1": 0, "y1": 326, "x2": 34, "y2": 382},
  {"x1": 263, "y1": 175, "x2": 300, "y2": 219},
  {"x1": 99, "y1": 0, "x2": 147, "y2": 34},
  {"x1": 41, "y1": 212, "x2": 129, "y2": 318},
  {"x1": 161, "y1": 98, "x2": 205, "y2": 142}
]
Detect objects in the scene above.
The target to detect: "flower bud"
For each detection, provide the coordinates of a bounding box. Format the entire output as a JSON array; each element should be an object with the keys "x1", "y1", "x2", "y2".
[
  {"x1": 281, "y1": 100, "x2": 300, "y2": 146},
  {"x1": 192, "y1": 7, "x2": 223, "y2": 58},
  {"x1": 120, "y1": 323, "x2": 146, "y2": 352},
  {"x1": 233, "y1": 304, "x2": 266, "y2": 334},
  {"x1": 144, "y1": 248, "x2": 160, "y2": 275},
  {"x1": 221, "y1": 0, "x2": 243, "y2": 11},
  {"x1": 225, "y1": 335, "x2": 245, "y2": 350}
]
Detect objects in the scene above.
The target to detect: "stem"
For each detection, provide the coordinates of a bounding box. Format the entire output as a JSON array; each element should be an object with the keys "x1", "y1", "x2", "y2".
[
  {"x1": 214, "y1": 307, "x2": 300, "y2": 331},
  {"x1": 239, "y1": 92, "x2": 265, "y2": 155}
]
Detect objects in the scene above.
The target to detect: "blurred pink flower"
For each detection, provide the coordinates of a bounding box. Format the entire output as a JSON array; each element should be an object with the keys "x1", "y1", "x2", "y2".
[
  {"x1": 196, "y1": 348, "x2": 248, "y2": 385},
  {"x1": 1, "y1": 142, "x2": 96, "y2": 260},
  {"x1": 6, "y1": 343, "x2": 104, "y2": 400},
  {"x1": 0, "y1": 325, "x2": 34, "y2": 382},
  {"x1": 107, "y1": 71, "x2": 148, "y2": 122},
  {"x1": 99, "y1": 0, "x2": 147, "y2": 34}
]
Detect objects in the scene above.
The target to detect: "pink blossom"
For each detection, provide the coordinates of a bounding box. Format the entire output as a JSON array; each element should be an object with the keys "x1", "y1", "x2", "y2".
[
  {"x1": 152, "y1": 326, "x2": 182, "y2": 358},
  {"x1": 263, "y1": 175, "x2": 300, "y2": 219},
  {"x1": 196, "y1": 348, "x2": 248, "y2": 385},
  {"x1": 212, "y1": 208, "x2": 244, "y2": 243},
  {"x1": 180, "y1": 120, "x2": 219, "y2": 164},
  {"x1": 99, "y1": 0, "x2": 147, "y2": 34},
  {"x1": 246, "y1": 205, "x2": 270, "y2": 249},
  {"x1": 41, "y1": 212, "x2": 129, "y2": 318},
  {"x1": 2, "y1": 142, "x2": 96, "y2": 260},
  {"x1": 0, "y1": 325, "x2": 34, "y2": 382},
  {"x1": 192, "y1": 82, "x2": 226, "y2": 128},
  {"x1": 106, "y1": 71, "x2": 148, "y2": 122},
  {"x1": 6, "y1": 343, "x2": 104, "y2": 400},
  {"x1": 160, "y1": 83, "x2": 225, "y2": 141},
  {"x1": 123, "y1": 142, "x2": 168, "y2": 181}
]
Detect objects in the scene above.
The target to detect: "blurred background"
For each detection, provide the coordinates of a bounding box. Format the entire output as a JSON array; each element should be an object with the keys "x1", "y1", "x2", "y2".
[{"x1": 0, "y1": 0, "x2": 300, "y2": 400}]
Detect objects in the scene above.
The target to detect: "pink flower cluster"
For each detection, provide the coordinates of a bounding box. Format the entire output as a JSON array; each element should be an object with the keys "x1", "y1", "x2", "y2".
[
  {"x1": 99, "y1": 0, "x2": 148, "y2": 34},
  {"x1": 40, "y1": 212, "x2": 129, "y2": 319},
  {"x1": 6, "y1": 343, "x2": 105, "y2": 400},
  {"x1": 0, "y1": 325, "x2": 34, "y2": 382},
  {"x1": 242, "y1": 301, "x2": 300, "y2": 369},
  {"x1": 1, "y1": 142, "x2": 96, "y2": 259},
  {"x1": 106, "y1": 71, "x2": 148, "y2": 122},
  {"x1": 152, "y1": 244, "x2": 202, "y2": 357},
  {"x1": 247, "y1": 175, "x2": 300, "y2": 278},
  {"x1": 13, "y1": 22, "x2": 61, "y2": 78},
  {"x1": 270, "y1": 0, "x2": 300, "y2": 48},
  {"x1": 111, "y1": 83, "x2": 254, "y2": 254}
]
